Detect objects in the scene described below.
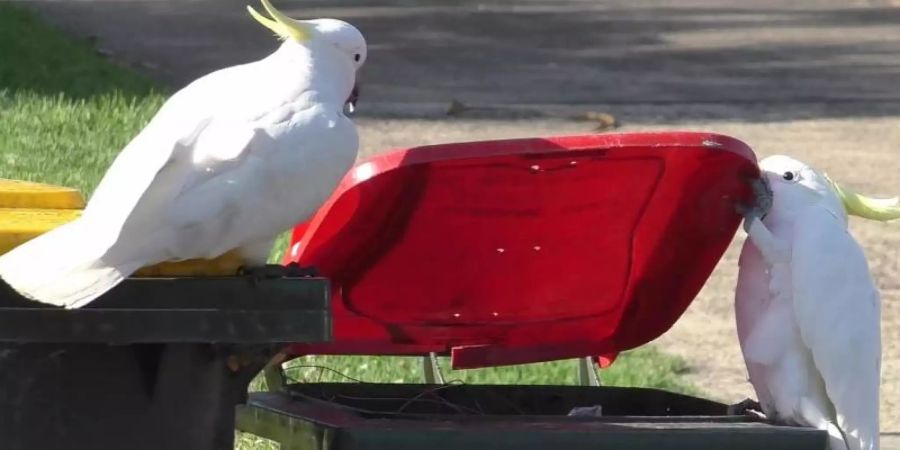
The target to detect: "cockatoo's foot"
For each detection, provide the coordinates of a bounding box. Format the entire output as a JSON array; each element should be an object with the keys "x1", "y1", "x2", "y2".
[
  {"x1": 238, "y1": 264, "x2": 286, "y2": 281},
  {"x1": 238, "y1": 263, "x2": 320, "y2": 283},
  {"x1": 750, "y1": 176, "x2": 773, "y2": 216},
  {"x1": 727, "y1": 398, "x2": 766, "y2": 419},
  {"x1": 282, "y1": 262, "x2": 320, "y2": 278},
  {"x1": 737, "y1": 176, "x2": 774, "y2": 233},
  {"x1": 735, "y1": 203, "x2": 757, "y2": 233}
]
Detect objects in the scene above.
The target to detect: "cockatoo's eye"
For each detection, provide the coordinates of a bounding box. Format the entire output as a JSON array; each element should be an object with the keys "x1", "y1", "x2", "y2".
[
  {"x1": 354, "y1": 53, "x2": 361, "y2": 62},
  {"x1": 782, "y1": 171, "x2": 798, "y2": 182}
]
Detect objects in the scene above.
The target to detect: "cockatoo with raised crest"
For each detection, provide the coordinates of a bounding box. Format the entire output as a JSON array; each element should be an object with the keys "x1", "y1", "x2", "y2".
[
  {"x1": 0, "y1": 0, "x2": 365, "y2": 308},
  {"x1": 736, "y1": 155, "x2": 899, "y2": 450}
]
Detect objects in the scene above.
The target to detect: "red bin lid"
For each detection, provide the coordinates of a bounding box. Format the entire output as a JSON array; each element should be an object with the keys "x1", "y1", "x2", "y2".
[{"x1": 283, "y1": 132, "x2": 758, "y2": 369}]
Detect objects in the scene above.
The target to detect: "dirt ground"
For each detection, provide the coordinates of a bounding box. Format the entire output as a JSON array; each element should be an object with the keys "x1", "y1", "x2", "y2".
[{"x1": 12, "y1": 0, "x2": 900, "y2": 436}]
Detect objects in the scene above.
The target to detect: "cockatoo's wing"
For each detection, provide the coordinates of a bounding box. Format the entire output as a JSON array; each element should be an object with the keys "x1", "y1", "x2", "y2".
[
  {"x1": 82, "y1": 64, "x2": 260, "y2": 239},
  {"x1": 791, "y1": 207, "x2": 881, "y2": 450},
  {"x1": 0, "y1": 114, "x2": 241, "y2": 308},
  {"x1": 1, "y1": 101, "x2": 350, "y2": 309},
  {"x1": 0, "y1": 62, "x2": 288, "y2": 308},
  {"x1": 81, "y1": 115, "x2": 212, "y2": 239},
  {"x1": 103, "y1": 121, "x2": 261, "y2": 243}
]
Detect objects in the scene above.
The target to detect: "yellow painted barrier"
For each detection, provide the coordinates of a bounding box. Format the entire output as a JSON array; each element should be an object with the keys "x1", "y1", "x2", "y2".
[{"x1": 0, "y1": 179, "x2": 244, "y2": 276}]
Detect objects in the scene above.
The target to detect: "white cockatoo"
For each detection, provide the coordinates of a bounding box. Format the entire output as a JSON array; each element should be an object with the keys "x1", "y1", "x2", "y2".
[
  {"x1": 736, "y1": 155, "x2": 900, "y2": 450},
  {"x1": 0, "y1": 0, "x2": 365, "y2": 308}
]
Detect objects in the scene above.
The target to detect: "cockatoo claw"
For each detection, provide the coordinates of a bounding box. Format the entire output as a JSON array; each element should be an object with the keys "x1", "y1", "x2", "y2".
[
  {"x1": 238, "y1": 264, "x2": 287, "y2": 285},
  {"x1": 238, "y1": 263, "x2": 320, "y2": 285},
  {"x1": 736, "y1": 176, "x2": 774, "y2": 233},
  {"x1": 727, "y1": 398, "x2": 766, "y2": 419},
  {"x1": 751, "y1": 176, "x2": 774, "y2": 218},
  {"x1": 283, "y1": 262, "x2": 321, "y2": 278},
  {"x1": 735, "y1": 202, "x2": 758, "y2": 233}
]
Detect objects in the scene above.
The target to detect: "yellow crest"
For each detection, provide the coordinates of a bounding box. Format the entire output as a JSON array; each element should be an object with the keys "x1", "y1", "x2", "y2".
[
  {"x1": 247, "y1": 0, "x2": 312, "y2": 42},
  {"x1": 826, "y1": 173, "x2": 900, "y2": 222}
]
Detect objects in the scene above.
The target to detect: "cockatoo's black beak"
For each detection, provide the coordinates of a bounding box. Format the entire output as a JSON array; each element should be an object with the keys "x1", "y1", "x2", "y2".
[{"x1": 346, "y1": 83, "x2": 360, "y2": 114}]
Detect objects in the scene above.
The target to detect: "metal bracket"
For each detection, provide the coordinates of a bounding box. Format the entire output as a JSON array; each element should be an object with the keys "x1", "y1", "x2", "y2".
[
  {"x1": 422, "y1": 352, "x2": 445, "y2": 384},
  {"x1": 577, "y1": 357, "x2": 601, "y2": 387},
  {"x1": 262, "y1": 352, "x2": 288, "y2": 392}
]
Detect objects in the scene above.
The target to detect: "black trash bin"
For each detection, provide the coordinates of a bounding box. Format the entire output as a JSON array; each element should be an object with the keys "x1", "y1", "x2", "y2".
[
  {"x1": 0, "y1": 276, "x2": 331, "y2": 450},
  {"x1": 238, "y1": 382, "x2": 828, "y2": 450}
]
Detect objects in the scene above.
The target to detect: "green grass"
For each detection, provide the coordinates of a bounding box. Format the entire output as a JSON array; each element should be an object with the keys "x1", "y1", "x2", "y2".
[
  {"x1": 0, "y1": 4, "x2": 701, "y2": 449},
  {"x1": 0, "y1": 3, "x2": 165, "y2": 194},
  {"x1": 275, "y1": 348, "x2": 696, "y2": 392}
]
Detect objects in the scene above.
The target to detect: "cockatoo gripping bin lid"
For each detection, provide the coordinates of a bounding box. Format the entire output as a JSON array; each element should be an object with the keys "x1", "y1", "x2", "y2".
[
  {"x1": 282, "y1": 131, "x2": 762, "y2": 368},
  {"x1": 234, "y1": 132, "x2": 828, "y2": 450}
]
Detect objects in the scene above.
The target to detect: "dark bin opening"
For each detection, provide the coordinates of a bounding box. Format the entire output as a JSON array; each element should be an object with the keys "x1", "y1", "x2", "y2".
[
  {"x1": 240, "y1": 383, "x2": 828, "y2": 450},
  {"x1": 284, "y1": 383, "x2": 728, "y2": 419}
]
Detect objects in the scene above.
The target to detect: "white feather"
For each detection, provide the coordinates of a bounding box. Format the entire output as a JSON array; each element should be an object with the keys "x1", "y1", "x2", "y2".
[
  {"x1": 736, "y1": 154, "x2": 881, "y2": 450},
  {"x1": 791, "y1": 207, "x2": 880, "y2": 450},
  {"x1": 738, "y1": 217, "x2": 852, "y2": 450},
  {"x1": 0, "y1": 22, "x2": 364, "y2": 308}
]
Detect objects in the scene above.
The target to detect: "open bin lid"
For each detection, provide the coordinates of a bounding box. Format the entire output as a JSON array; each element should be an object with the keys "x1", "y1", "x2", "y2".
[{"x1": 283, "y1": 132, "x2": 758, "y2": 369}]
